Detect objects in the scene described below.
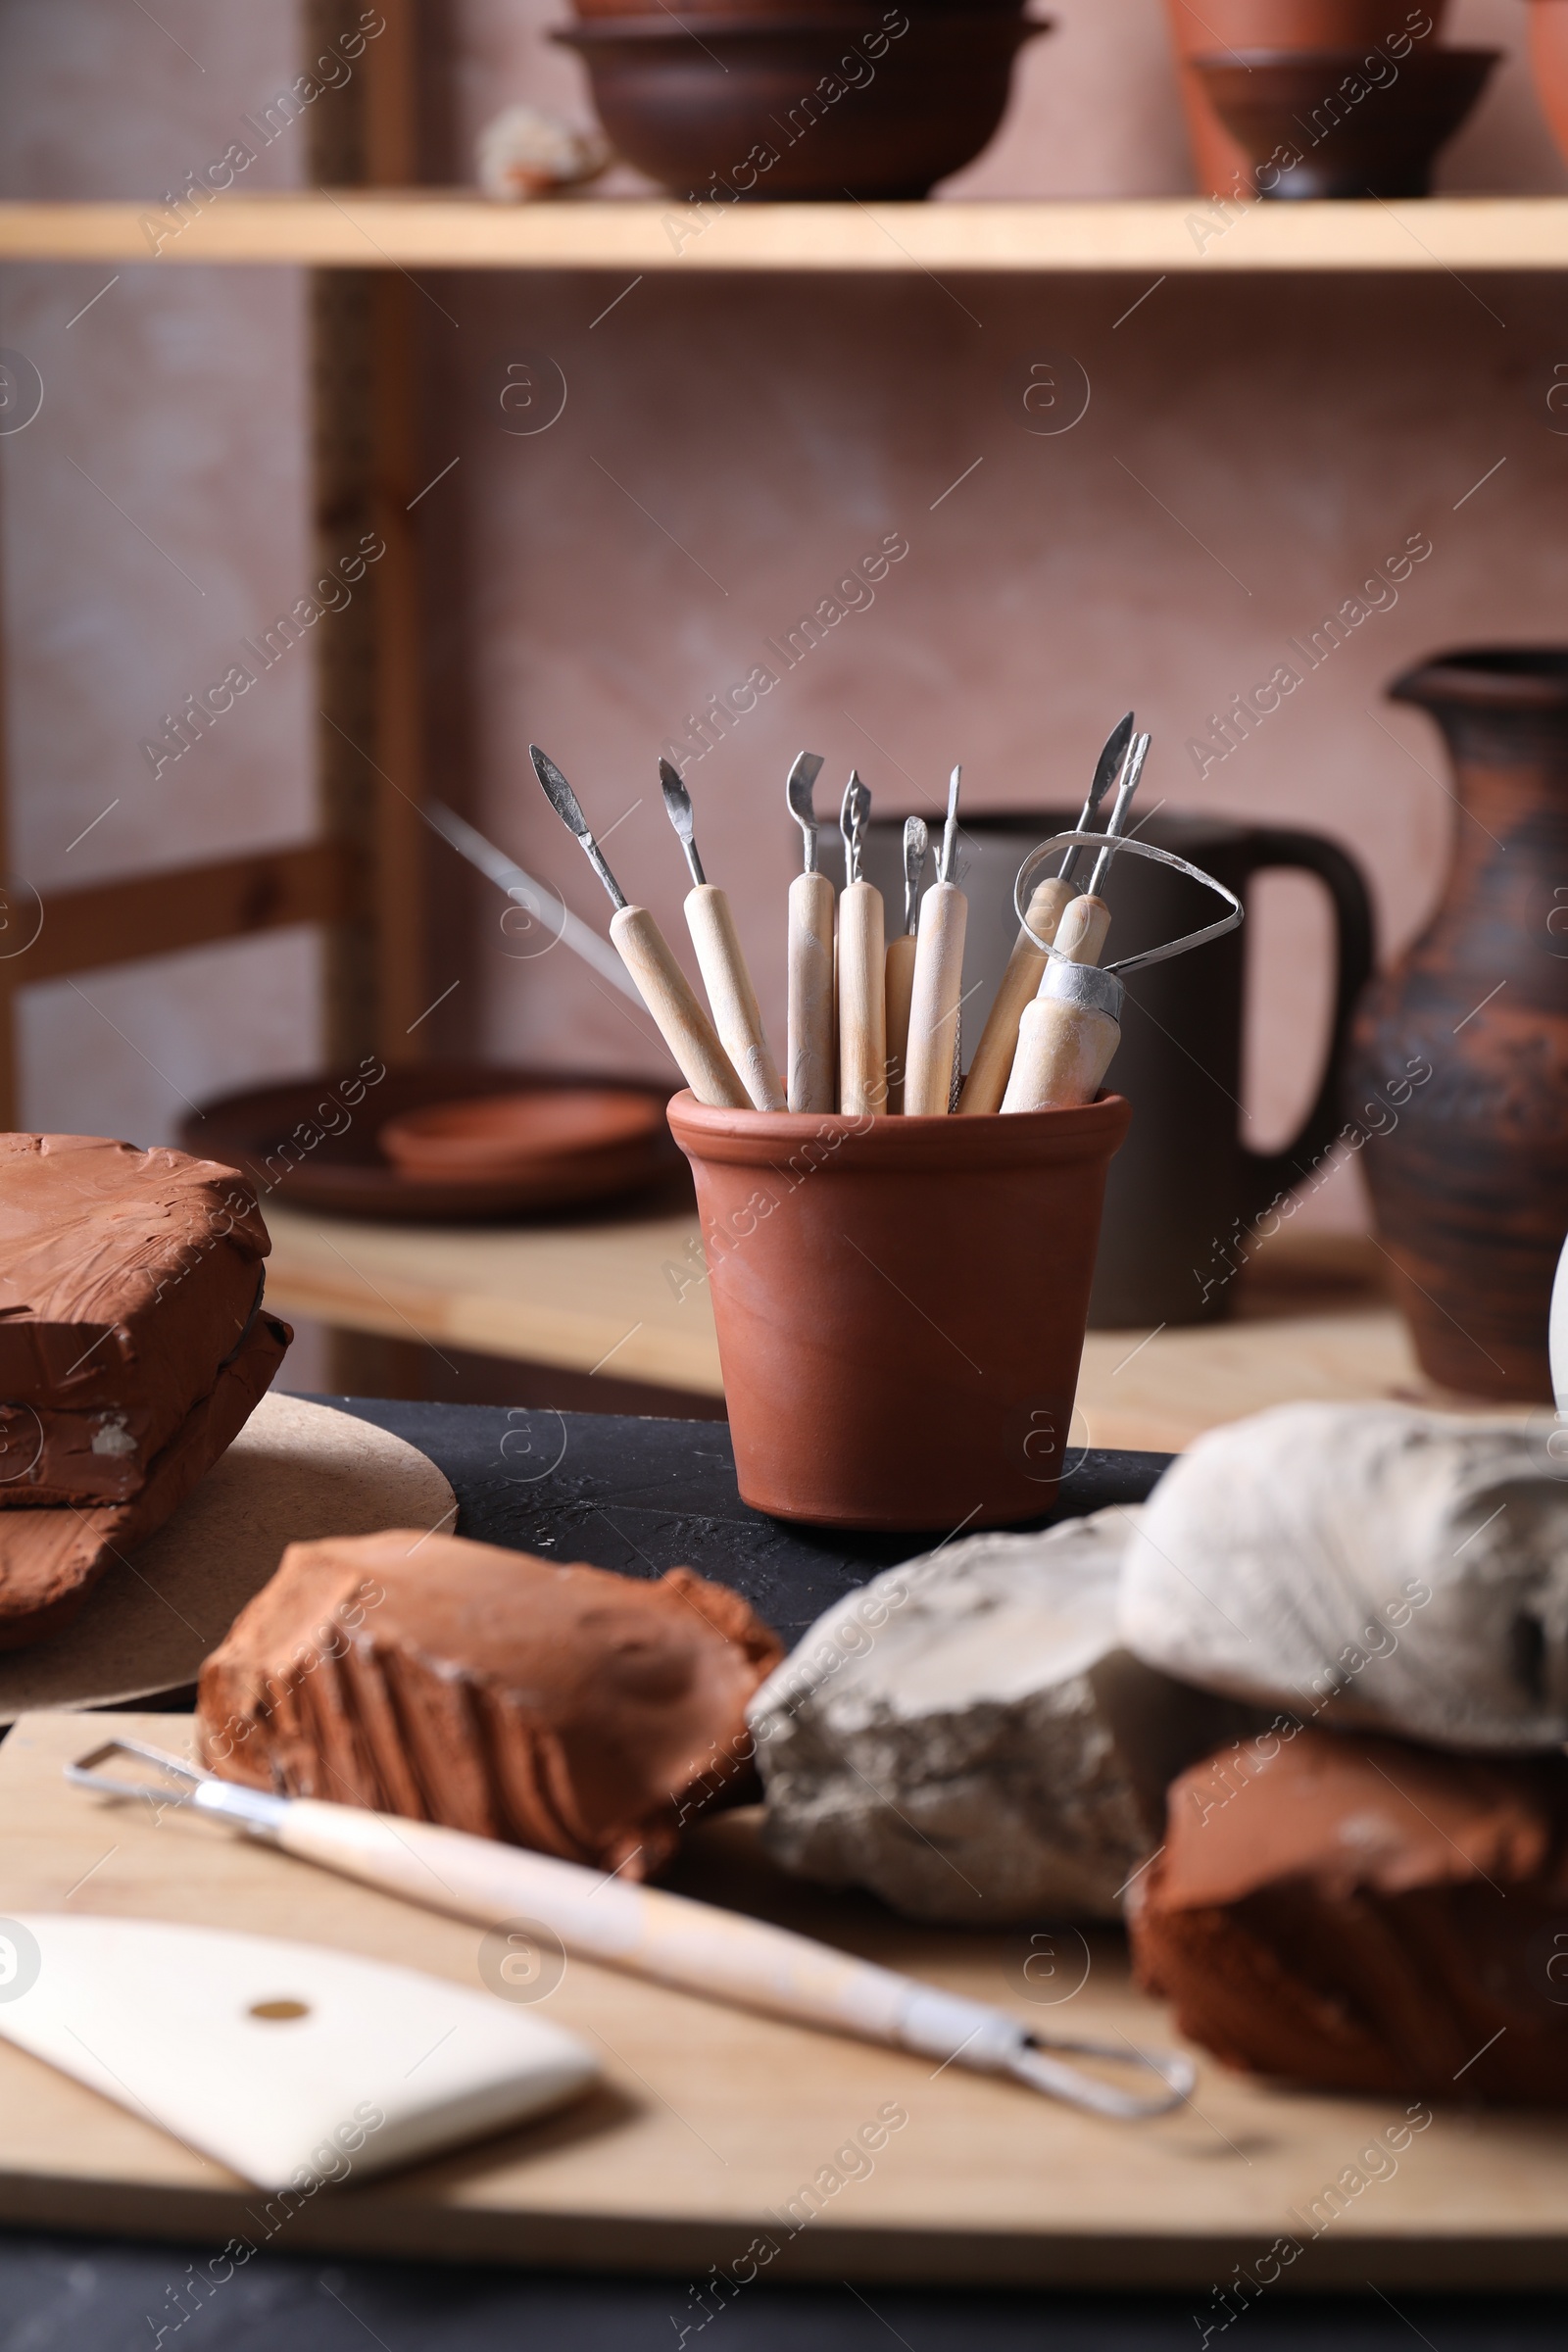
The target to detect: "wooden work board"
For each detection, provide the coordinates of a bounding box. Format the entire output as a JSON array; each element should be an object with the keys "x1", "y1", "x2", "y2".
[{"x1": 2, "y1": 1712, "x2": 1567, "y2": 2291}]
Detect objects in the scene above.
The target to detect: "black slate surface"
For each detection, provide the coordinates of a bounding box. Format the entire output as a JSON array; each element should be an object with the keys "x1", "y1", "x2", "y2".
[{"x1": 329, "y1": 1396, "x2": 1174, "y2": 1643}]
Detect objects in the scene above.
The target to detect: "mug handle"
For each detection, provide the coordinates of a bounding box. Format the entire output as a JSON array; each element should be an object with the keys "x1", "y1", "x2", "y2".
[{"x1": 1225, "y1": 827, "x2": 1377, "y2": 1225}]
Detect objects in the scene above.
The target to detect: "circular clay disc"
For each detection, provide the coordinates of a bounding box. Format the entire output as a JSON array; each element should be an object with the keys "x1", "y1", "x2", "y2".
[{"x1": 0, "y1": 1395, "x2": 455, "y2": 1725}]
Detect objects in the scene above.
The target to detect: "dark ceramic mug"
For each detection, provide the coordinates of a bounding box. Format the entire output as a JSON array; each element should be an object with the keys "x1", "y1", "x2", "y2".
[{"x1": 858, "y1": 810, "x2": 1375, "y2": 1328}]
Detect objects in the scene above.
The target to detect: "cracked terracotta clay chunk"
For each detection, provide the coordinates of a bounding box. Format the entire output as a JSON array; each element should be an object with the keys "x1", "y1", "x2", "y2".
[
  {"x1": 198, "y1": 1530, "x2": 786, "y2": 1877},
  {"x1": 1129, "y1": 1725, "x2": 1568, "y2": 2103},
  {"x1": 0, "y1": 1133, "x2": 272, "y2": 1507}
]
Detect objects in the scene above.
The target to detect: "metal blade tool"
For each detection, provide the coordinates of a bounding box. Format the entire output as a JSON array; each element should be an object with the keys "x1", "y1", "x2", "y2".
[
  {"x1": 65, "y1": 1737, "x2": 1196, "y2": 2124},
  {"x1": 902, "y1": 765, "x2": 967, "y2": 1116},
  {"x1": 882, "y1": 816, "x2": 929, "y2": 1115},
  {"x1": 958, "y1": 711, "x2": 1133, "y2": 1115},
  {"x1": 837, "y1": 771, "x2": 887, "y2": 1116},
  {"x1": 784, "y1": 751, "x2": 834, "y2": 1112},
  {"x1": 530, "y1": 746, "x2": 750, "y2": 1109}
]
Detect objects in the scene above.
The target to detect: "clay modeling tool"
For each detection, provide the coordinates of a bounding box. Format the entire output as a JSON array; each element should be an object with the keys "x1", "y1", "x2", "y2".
[
  {"x1": 883, "y1": 816, "x2": 928, "y2": 1115},
  {"x1": 424, "y1": 799, "x2": 643, "y2": 1003},
  {"x1": 659, "y1": 760, "x2": 784, "y2": 1111},
  {"x1": 1002, "y1": 741, "x2": 1243, "y2": 1112},
  {"x1": 530, "y1": 746, "x2": 750, "y2": 1109},
  {"x1": 66, "y1": 1739, "x2": 1196, "y2": 2122},
  {"x1": 902, "y1": 765, "x2": 968, "y2": 1117},
  {"x1": 785, "y1": 752, "x2": 834, "y2": 1113},
  {"x1": 1002, "y1": 732, "x2": 1149, "y2": 1113},
  {"x1": 0, "y1": 1910, "x2": 595, "y2": 2189},
  {"x1": 958, "y1": 711, "x2": 1133, "y2": 1115},
  {"x1": 836, "y1": 772, "x2": 887, "y2": 1116}
]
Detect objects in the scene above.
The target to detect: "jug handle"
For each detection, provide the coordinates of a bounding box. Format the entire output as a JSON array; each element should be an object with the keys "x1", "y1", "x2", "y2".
[{"x1": 1228, "y1": 827, "x2": 1376, "y2": 1226}]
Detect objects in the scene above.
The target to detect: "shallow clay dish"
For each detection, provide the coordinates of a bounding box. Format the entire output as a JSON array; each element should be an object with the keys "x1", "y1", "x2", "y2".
[
  {"x1": 1194, "y1": 46, "x2": 1498, "y2": 198},
  {"x1": 379, "y1": 1089, "x2": 665, "y2": 1182},
  {"x1": 179, "y1": 1065, "x2": 684, "y2": 1223},
  {"x1": 551, "y1": 12, "x2": 1050, "y2": 200}
]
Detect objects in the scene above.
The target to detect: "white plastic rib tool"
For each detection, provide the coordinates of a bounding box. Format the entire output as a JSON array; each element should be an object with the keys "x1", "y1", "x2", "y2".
[
  {"x1": 785, "y1": 751, "x2": 835, "y2": 1112},
  {"x1": 660, "y1": 759, "x2": 785, "y2": 1110},
  {"x1": 0, "y1": 1909, "x2": 596, "y2": 2188},
  {"x1": 959, "y1": 711, "x2": 1133, "y2": 1115},
  {"x1": 903, "y1": 765, "x2": 968, "y2": 1116},
  {"x1": 529, "y1": 745, "x2": 749, "y2": 1108},
  {"x1": 66, "y1": 1739, "x2": 1195, "y2": 2124}
]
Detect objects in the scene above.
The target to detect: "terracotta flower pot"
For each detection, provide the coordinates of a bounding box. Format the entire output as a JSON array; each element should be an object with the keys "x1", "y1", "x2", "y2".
[
  {"x1": 1349, "y1": 650, "x2": 1568, "y2": 1403},
  {"x1": 666, "y1": 1091, "x2": 1130, "y2": 1529},
  {"x1": 1527, "y1": 0, "x2": 1568, "y2": 168},
  {"x1": 1162, "y1": 0, "x2": 1452, "y2": 196},
  {"x1": 1195, "y1": 45, "x2": 1497, "y2": 198},
  {"x1": 551, "y1": 12, "x2": 1050, "y2": 201}
]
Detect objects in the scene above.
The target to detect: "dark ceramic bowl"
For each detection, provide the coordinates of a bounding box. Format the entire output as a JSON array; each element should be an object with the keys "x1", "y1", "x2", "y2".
[
  {"x1": 1192, "y1": 46, "x2": 1498, "y2": 198},
  {"x1": 179, "y1": 1064, "x2": 685, "y2": 1222},
  {"x1": 552, "y1": 12, "x2": 1052, "y2": 200}
]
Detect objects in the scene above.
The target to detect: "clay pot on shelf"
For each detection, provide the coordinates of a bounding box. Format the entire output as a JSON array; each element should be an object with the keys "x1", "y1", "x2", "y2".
[
  {"x1": 1348, "y1": 650, "x2": 1568, "y2": 1403},
  {"x1": 551, "y1": 12, "x2": 1051, "y2": 201},
  {"x1": 667, "y1": 1091, "x2": 1129, "y2": 1529},
  {"x1": 1193, "y1": 46, "x2": 1496, "y2": 198},
  {"x1": 1526, "y1": 0, "x2": 1568, "y2": 168},
  {"x1": 1162, "y1": 0, "x2": 1452, "y2": 197}
]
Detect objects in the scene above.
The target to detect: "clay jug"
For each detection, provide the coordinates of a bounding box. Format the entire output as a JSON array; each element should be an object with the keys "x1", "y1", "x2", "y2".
[{"x1": 1350, "y1": 649, "x2": 1568, "y2": 1402}]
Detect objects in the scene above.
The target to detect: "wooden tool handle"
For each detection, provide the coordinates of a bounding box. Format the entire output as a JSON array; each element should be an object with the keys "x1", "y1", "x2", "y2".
[
  {"x1": 1054, "y1": 891, "x2": 1111, "y2": 966},
  {"x1": 274, "y1": 1802, "x2": 1005, "y2": 2069},
  {"x1": 1001, "y1": 991, "x2": 1121, "y2": 1113},
  {"x1": 684, "y1": 884, "x2": 784, "y2": 1111},
  {"x1": 903, "y1": 880, "x2": 967, "y2": 1117},
  {"x1": 786, "y1": 870, "x2": 836, "y2": 1113},
  {"x1": 837, "y1": 880, "x2": 887, "y2": 1116},
  {"x1": 609, "y1": 906, "x2": 751, "y2": 1110},
  {"x1": 958, "y1": 876, "x2": 1075, "y2": 1116},
  {"x1": 883, "y1": 932, "x2": 918, "y2": 1114}
]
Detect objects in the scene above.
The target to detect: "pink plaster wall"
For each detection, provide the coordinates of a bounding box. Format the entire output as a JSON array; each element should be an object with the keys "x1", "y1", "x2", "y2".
[
  {"x1": 5, "y1": 0, "x2": 1568, "y2": 1241},
  {"x1": 434, "y1": 0, "x2": 1568, "y2": 1225}
]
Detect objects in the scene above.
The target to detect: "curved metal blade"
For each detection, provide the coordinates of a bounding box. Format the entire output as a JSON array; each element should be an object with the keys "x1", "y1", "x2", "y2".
[
  {"x1": 659, "y1": 758, "x2": 705, "y2": 887},
  {"x1": 529, "y1": 744, "x2": 626, "y2": 909},
  {"x1": 1058, "y1": 710, "x2": 1135, "y2": 883},
  {"x1": 785, "y1": 751, "x2": 825, "y2": 858}
]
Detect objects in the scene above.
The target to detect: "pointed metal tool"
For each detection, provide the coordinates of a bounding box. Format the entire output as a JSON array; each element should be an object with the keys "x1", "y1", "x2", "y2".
[
  {"x1": 529, "y1": 745, "x2": 749, "y2": 1108},
  {"x1": 961, "y1": 712, "x2": 1139, "y2": 1113},
  {"x1": 1058, "y1": 710, "x2": 1135, "y2": 886},
  {"x1": 785, "y1": 753, "x2": 834, "y2": 1110},
  {"x1": 837, "y1": 771, "x2": 885, "y2": 1115},
  {"x1": 905, "y1": 765, "x2": 967, "y2": 1116},
  {"x1": 659, "y1": 759, "x2": 783, "y2": 1110},
  {"x1": 1003, "y1": 729, "x2": 1155, "y2": 1114},
  {"x1": 424, "y1": 800, "x2": 642, "y2": 1002},
  {"x1": 884, "y1": 816, "x2": 929, "y2": 1113}
]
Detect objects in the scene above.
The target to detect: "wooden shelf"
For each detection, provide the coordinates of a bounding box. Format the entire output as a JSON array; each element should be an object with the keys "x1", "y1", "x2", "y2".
[{"x1": 2, "y1": 192, "x2": 1567, "y2": 272}]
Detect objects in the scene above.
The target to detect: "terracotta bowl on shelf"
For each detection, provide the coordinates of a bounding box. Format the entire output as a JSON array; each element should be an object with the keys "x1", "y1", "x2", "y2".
[
  {"x1": 1192, "y1": 46, "x2": 1498, "y2": 199},
  {"x1": 1163, "y1": 0, "x2": 1453, "y2": 197},
  {"x1": 550, "y1": 12, "x2": 1051, "y2": 200},
  {"x1": 378, "y1": 1088, "x2": 665, "y2": 1182},
  {"x1": 178, "y1": 1065, "x2": 686, "y2": 1223},
  {"x1": 571, "y1": 0, "x2": 1026, "y2": 12}
]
